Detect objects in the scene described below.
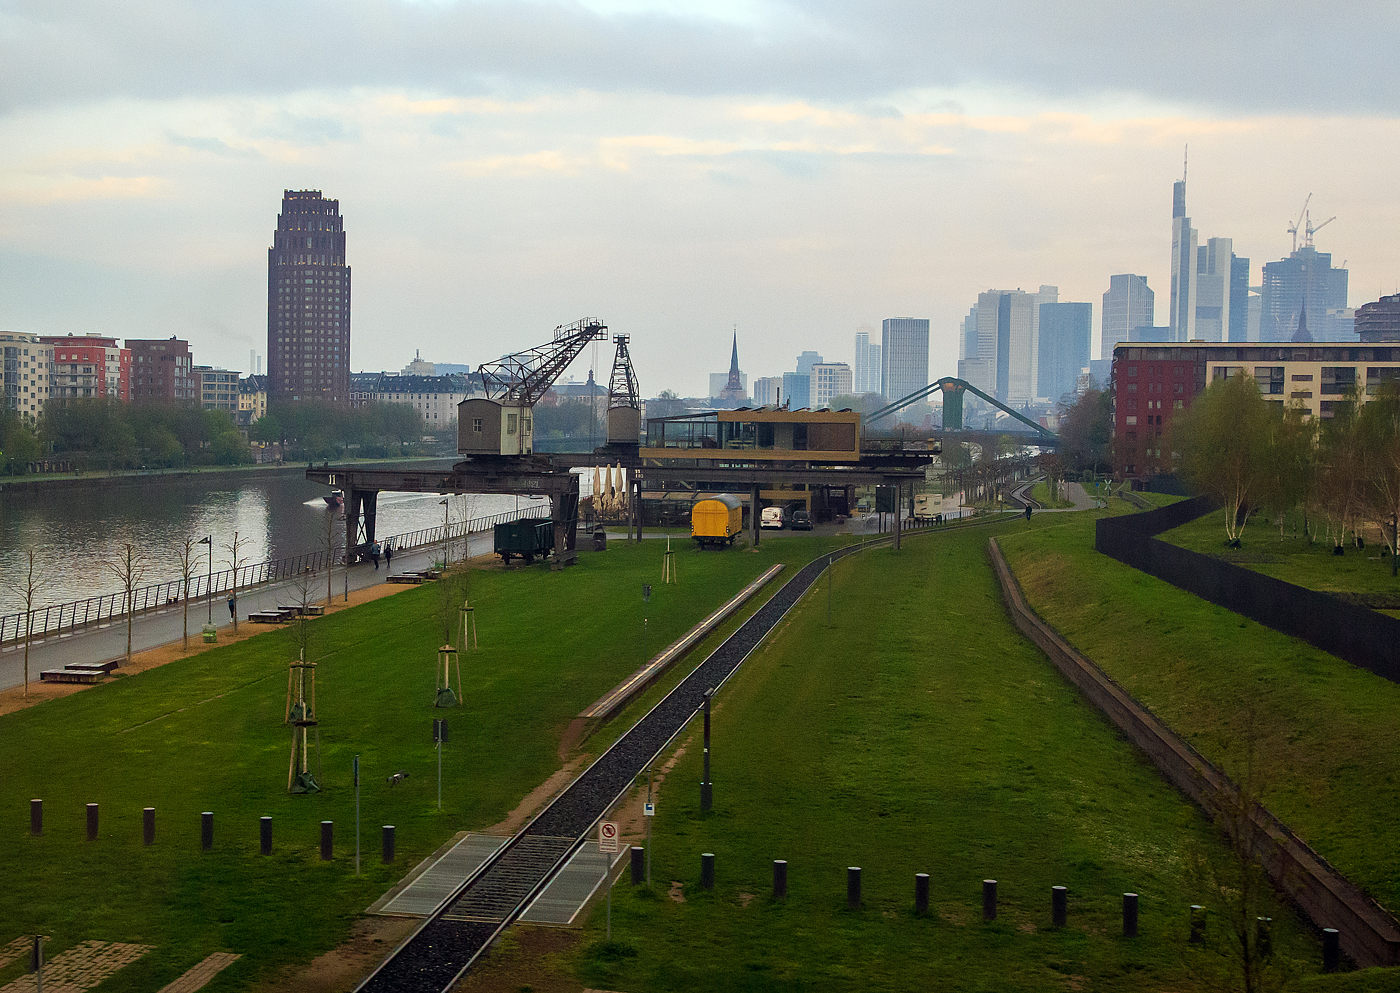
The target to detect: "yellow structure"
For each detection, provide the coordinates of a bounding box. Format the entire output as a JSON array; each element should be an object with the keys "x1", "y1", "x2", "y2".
[{"x1": 691, "y1": 494, "x2": 744, "y2": 547}]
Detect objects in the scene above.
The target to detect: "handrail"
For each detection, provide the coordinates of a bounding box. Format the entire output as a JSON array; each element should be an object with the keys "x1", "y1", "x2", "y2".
[{"x1": 0, "y1": 503, "x2": 551, "y2": 647}]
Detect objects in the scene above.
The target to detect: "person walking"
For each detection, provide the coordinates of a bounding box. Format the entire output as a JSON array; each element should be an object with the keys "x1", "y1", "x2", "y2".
[
  {"x1": 227, "y1": 594, "x2": 236, "y2": 622},
  {"x1": 384, "y1": 543, "x2": 394, "y2": 570},
  {"x1": 371, "y1": 541, "x2": 381, "y2": 570}
]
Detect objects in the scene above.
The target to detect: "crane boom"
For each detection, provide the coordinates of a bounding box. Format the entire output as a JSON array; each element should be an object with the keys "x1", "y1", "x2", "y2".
[
  {"x1": 476, "y1": 319, "x2": 609, "y2": 405},
  {"x1": 1288, "y1": 193, "x2": 1312, "y2": 253}
]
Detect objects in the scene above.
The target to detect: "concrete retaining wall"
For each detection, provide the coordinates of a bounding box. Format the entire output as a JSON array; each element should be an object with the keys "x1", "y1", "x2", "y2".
[{"x1": 989, "y1": 537, "x2": 1400, "y2": 968}]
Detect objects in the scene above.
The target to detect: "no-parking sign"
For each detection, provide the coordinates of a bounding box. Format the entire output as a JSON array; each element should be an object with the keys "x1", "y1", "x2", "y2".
[{"x1": 598, "y1": 821, "x2": 619, "y2": 854}]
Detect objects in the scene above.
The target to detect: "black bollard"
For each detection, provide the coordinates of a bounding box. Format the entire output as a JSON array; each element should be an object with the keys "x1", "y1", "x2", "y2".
[
  {"x1": 201, "y1": 812, "x2": 214, "y2": 851},
  {"x1": 701, "y1": 852, "x2": 715, "y2": 890},
  {"x1": 382, "y1": 825, "x2": 395, "y2": 864},
  {"x1": 143, "y1": 807, "x2": 155, "y2": 847},
  {"x1": 1123, "y1": 893, "x2": 1139, "y2": 937},
  {"x1": 1189, "y1": 905, "x2": 1207, "y2": 944},
  {"x1": 320, "y1": 821, "x2": 333, "y2": 861},
  {"x1": 30, "y1": 799, "x2": 42, "y2": 837},
  {"x1": 773, "y1": 860, "x2": 788, "y2": 899},
  {"x1": 1323, "y1": 928, "x2": 1340, "y2": 972},
  {"x1": 631, "y1": 846, "x2": 645, "y2": 885},
  {"x1": 260, "y1": 816, "x2": 272, "y2": 855},
  {"x1": 1052, "y1": 885, "x2": 1067, "y2": 928},
  {"x1": 87, "y1": 803, "x2": 99, "y2": 841},
  {"x1": 700, "y1": 689, "x2": 714, "y2": 812},
  {"x1": 1256, "y1": 916, "x2": 1272, "y2": 958},
  {"x1": 915, "y1": 873, "x2": 929, "y2": 915},
  {"x1": 982, "y1": 879, "x2": 997, "y2": 921},
  {"x1": 847, "y1": 867, "x2": 862, "y2": 910}
]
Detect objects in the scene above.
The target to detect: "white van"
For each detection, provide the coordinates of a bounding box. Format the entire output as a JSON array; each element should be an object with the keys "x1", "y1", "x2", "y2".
[{"x1": 761, "y1": 506, "x2": 786, "y2": 529}]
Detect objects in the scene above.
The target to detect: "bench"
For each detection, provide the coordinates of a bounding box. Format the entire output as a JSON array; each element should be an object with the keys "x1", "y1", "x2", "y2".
[
  {"x1": 248, "y1": 610, "x2": 292, "y2": 624},
  {"x1": 277, "y1": 604, "x2": 325, "y2": 616},
  {"x1": 66, "y1": 660, "x2": 122, "y2": 674},
  {"x1": 41, "y1": 669, "x2": 104, "y2": 684},
  {"x1": 387, "y1": 574, "x2": 424, "y2": 585}
]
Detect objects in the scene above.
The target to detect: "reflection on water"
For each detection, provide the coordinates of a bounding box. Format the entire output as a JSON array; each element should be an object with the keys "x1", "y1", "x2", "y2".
[{"x1": 0, "y1": 468, "x2": 549, "y2": 613}]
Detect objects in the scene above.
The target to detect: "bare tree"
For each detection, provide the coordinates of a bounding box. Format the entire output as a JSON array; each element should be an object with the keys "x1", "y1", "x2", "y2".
[
  {"x1": 226, "y1": 530, "x2": 248, "y2": 634},
  {"x1": 107, "y1": 543, "x2": 147, "y2": 665},
  {"x1": 175, "y1": 536, "x2": 198, "y2": 650},
  {"x1": 322, "y1": 508, "x2": 341, "y2": 607},
  {"x1": 4, "y1": 550, "x2": 42, "y2": 697}
]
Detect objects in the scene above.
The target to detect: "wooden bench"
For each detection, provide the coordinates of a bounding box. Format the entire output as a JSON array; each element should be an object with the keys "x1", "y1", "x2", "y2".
[
  {"x1": 277, "y1": 604, "x2": 325, "y2": 616},
  {"x1": 248, "y1": 610, "x2": 292, "y2": 624},
  {"x1": 41, "y1": 669, "x2": 104, "y2": 684},
  {"x1": 387, "y1": 574, "x2": 424, "y2": 585}
]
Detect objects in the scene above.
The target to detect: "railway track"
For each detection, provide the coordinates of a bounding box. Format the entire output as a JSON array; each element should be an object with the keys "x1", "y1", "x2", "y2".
[{"x1": 356, "y1": 512, "x2": 1016, "y2": 993}]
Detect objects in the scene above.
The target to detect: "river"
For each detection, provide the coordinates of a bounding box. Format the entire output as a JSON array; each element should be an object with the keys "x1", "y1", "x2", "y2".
[{"x1": 0, "y1": 463, "x2": 556, "y2": 614}]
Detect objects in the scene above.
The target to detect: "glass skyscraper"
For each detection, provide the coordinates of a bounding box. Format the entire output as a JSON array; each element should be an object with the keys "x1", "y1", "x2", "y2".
[{"x1": 880, "y1": 318, "x2": 929, "y2": 405}]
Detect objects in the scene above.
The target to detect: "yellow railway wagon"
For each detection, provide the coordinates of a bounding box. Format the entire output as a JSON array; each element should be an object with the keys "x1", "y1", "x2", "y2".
[{"x1": 691, "y1": 494, "x2": 744, "y2": 548}]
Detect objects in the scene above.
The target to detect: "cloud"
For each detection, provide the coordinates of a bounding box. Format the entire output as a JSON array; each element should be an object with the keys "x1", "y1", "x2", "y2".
[{"x1": 1, "y1": 0, "x2": 1396, "y2": 117}]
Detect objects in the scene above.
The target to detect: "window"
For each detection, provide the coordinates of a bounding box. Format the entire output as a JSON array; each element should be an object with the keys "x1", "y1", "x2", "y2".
[
  {"x1": 1126, "y1": 383, "x2": 1137, "y2": 393},
  {"x1": 507, "y1": 413, "x2": 517, "y2": 435},
  {"x1": 1292, "y1": 374, "x2": 1314, "y2": 382},
  {"x1": 1126, "y1": 366, "x2": 1138, "y2": 377},
  {"x1": 1174, "y1": 400, "x2": 1184, "y2": 409},
  {"x1": 1213, "y1": 366, "x2": 1244, "y2": 381},
  {"x1": 1125, "y1": 415, "x2": 1137, "y2": 426},
  {"x1": 1321, "y1": 367, "x2": 1357, "y2": 395}
]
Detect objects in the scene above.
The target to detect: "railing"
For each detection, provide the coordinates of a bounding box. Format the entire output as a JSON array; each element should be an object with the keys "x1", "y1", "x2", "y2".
[{"x1": 0, "y1": 503, "x2": 550, "y2": 647}]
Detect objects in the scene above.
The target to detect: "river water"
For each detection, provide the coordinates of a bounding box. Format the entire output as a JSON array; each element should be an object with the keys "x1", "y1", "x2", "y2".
[{"x1": 0, "y1": 463, "x2": 555, "y2": 615}]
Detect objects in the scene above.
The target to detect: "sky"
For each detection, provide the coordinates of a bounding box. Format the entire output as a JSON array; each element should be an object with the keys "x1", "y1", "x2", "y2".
[{"x1": 4, "y1": 1, "x2": 1400, "y2": 399}]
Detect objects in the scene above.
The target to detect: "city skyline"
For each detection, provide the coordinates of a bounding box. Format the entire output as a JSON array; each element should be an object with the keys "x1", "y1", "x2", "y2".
[{"x1": 3, "y1": 3, "x2": 1399, "y2": 398}]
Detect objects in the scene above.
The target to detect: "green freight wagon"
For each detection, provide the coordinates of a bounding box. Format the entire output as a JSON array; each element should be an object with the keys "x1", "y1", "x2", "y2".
[{"x1": 494, "y1": 518, "x2": 555, "y2": 564}]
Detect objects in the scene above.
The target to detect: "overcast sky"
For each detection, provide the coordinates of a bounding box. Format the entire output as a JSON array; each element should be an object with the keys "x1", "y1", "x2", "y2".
[{"x1": 4, "y1": 1, "x2": 1399, "y2": 397}]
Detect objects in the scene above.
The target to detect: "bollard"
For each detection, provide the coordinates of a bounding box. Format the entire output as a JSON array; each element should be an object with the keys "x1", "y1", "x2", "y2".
[
  {"x1": 1323, "y1": 928, "x2": 1340, "y2": 972},
  {"x1": 982, "y1": 879, "x2": 997, "y2": 921},
  {"x1": 914, "y1": 873, "x2": 929, "y2": 915},
  {"x1": 320, "y1": 821, "x2": 334, "y2": 861},
  {"x1": 143, "y1": 807, "x2": 155, "y2": 846},
  {"x1": 260, "y1": 816, "x2": 272, "y2": 855},
  {"x1": 773, "y1": 860, "x2": 788, "y2": 899},
  {"x1": 30, "y1": 799, "x2": 42, "y2": 837},
  {"x1": 1052, "y1": 885, "x2": 1067, "y2": 928},
  {"x1": 201, "y1": 812, "x2": 214, "y2": 851},
  {"x1": 847, "y1": 867, "x2": 862, "y2": 910},
  {"x1": 700, "y1": 852, "x2": 715, "y2": 890},
  {"x1": 630, "y1": 846, "x2": 645, "y2": 885},
  {"x1": 1189, "y1": 905, "x2": 1207, "y2": 944},
  {"x1": 382, "y1": 825, "x2": 395, "y2": 864},
  {"x1": 1123, "y1": 893, "x2": 1139, "y2": 937},
  {"x1": 1256, "y1": 916, "x2": 1272, "y2": 958},
  {"x1": 87, "y1": 803, "x2": 99, "y2": 841}
]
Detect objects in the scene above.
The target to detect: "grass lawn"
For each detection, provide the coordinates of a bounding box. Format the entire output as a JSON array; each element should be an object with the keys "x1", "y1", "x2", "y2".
[
  {"x1": 563, "y1": 517, "x2": 1326, "y2": 992},
  {"x1": 1160, "y1": 509, "x2": 1400, "y2": 599},
  {"x1": 1030, "y1": 481, "x2": 1075, "y2": 509},
  {"x1": 999, "y1": 510, "x2": 1400, "y2": 935},
  {"x1": 0, "y1": 535, "x2": 836, "y2": 991}
]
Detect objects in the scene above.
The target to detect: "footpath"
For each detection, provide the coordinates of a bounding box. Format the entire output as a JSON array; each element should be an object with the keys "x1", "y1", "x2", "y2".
[{"x1": 0, "y1": 533, "x2": 494, "y2": 698}]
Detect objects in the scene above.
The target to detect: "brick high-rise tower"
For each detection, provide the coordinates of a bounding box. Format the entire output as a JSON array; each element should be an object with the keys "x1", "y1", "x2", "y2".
[{"x1": 268, "y1": 190, "x2": 351, "y2": 404}]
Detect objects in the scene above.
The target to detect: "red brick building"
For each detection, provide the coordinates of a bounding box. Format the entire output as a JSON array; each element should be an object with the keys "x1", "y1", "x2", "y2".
[
  {"x1": 127, "y1": 337, "x2": 196, "y2": 404},
  {"x1": 40, "y1": 334, "x2": 131, "y2": 402}
]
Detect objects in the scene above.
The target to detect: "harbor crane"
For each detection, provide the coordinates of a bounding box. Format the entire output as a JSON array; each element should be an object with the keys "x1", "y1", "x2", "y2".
[{"x1": 475, "y1": 319, "x2": 610, "y2": 405}]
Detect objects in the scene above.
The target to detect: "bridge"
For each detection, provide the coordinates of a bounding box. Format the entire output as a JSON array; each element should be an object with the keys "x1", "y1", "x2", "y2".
[{"x1": 866, "y1": 377, "x2": 1058, "y2": 442}]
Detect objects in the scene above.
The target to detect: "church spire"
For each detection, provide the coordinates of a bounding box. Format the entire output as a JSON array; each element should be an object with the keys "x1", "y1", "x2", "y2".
[{"x1": 720, "y1": 326, "x2": 746, "y2": 402}]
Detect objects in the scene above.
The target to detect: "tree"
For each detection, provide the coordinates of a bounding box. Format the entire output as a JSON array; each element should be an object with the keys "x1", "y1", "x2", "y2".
[
  {"x1": 175, "y1": 536, "x2": 198, "y2": 650},
  {"x1": 108, "y1": 544, "x2": 147, "y2": 664},
  {"x1": 1357, "y1": 382, "x2": 1400, "y2": 573},
  {"x1": 1057, "y1": 388, "x2": 1112, "y2": 475},
  {"x1": 226, "y1": 530, "x2": 248, "y2": 634},
  {"x1": 644, "y1": 390, "x2": 686, "y2": 419},
  {"x1": 4, "y1": 550, "x2": 42, "y2": 696},
  {"x1": 1171, "y1": 375, "x2": 1278, "y2": 545}
]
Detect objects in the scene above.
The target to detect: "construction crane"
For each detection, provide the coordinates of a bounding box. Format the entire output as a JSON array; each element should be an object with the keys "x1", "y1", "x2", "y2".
[
  {"x1": 476, "y1": 319, "x2": 609, "y2": 405},
  {"x1": 1305, "y1": 214, "x2": 1336, "y2": 248},
  {"x1": 607, "y1": 334, "x2": 640, "y2": 410},
  {"x1": 1288, "y1": 194, "x2": 1312, "y2": 254}
]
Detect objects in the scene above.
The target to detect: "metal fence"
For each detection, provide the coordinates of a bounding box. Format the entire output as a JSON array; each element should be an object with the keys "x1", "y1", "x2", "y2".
[{"x1": 0, "y1": 503, "x2": 550, "y2": 646}]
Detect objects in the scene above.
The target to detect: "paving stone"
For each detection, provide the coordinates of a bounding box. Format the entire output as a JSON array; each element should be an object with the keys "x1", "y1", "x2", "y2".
[{"x1": 156, "y1": 952, "x2": 242, "y2": 993}]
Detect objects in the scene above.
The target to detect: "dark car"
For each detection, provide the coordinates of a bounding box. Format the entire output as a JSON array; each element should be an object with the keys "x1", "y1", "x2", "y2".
[{"x1": 790, "y1": 510, "x2": 813, "y2": 530}]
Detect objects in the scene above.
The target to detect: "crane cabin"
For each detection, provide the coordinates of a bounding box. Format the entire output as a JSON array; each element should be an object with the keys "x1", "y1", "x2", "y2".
[{"x1": 458, "y1": 398, "x2": 534, "y2": 456}]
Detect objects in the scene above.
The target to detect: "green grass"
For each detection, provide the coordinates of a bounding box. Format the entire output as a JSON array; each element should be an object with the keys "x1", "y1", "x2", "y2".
[
  {"x1": 1160, "y1": 509, "x2": 1400, "y2": 598},
  {"x1": 566, "y1": 518, "x2": 1326, "y2": 992},
  {"x1": 1030, "y1": 481, "x2": 1075, "y2": 509},
  {"x1": 0, "y1": 536, "x2": 833, "y2": 991},
  {"x1": 998, "y1": 512, "x2": 1400, "y2": 926}
]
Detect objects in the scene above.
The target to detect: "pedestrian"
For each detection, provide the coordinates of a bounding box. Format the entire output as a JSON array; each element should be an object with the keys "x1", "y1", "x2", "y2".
[
  {"x1": 227, "y1": 594, "x2": 236, "y2": 622},
  {"x1": 385, "y1": 543, "x2": 394, "y2": 570},
  {"x1": 1023, "y1": 504, "x2": 1032, "y2": 521},
  {"x1": 372, "y1": 541, "x2": 381, "y2": 570}
]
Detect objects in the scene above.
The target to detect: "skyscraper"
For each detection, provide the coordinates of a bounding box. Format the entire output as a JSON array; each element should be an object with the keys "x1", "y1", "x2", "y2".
[
  {"x1": 972, "y1": 287, "x2": 1056, "y2": 403},
  {"x1": 853, "y1": 326, "x2": 882, "y2": 395},
  {"x1": 1037, "y1": 302, "x2": 1091, "y2": 406},
  {"x1": 880, "y1": 318, "x2": 929, "y2": 405},
  {"x1": 1170, "y1": 171, "x2": 1198, "y2": 341},
  {"x1": 1260, "y1": 245, "x2": 1350, "y2": 342},
  {"x1": 1101, "y1": 275, "x2": 1154, "y2": 359},
  {"x1": 1229, "y1": 256, "x2": 1251, "y2": 342},
  {"x1": 268, "y1": 190, "x2": 351, "y2": 404},
  {"x1": 1168, "y1": 164, "x2": 1242, "y2": 344},
  {"x1": 1193, "y1": 237, "x2": 1234, "y2": 342}
]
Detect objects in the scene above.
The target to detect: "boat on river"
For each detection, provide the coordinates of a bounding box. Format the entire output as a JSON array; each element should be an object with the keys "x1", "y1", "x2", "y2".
[{"x1": 323, "y1": 489, "x2": 344, "y2": 509}]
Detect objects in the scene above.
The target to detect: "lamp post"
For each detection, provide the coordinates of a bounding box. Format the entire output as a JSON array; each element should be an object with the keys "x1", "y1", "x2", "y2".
[
  {"x1": 439, "y1": 497, "x2": 450, "y2": 568},
  {"x1": 197, "y1": 534, "x2": 213, "y2": 624}
]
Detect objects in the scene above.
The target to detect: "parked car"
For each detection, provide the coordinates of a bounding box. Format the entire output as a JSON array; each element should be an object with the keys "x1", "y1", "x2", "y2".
[
  {"x1": 789, "y1": 510, "x2": 813, "y2": 530},
  {"x1": 761, "y1": 506, "x2": 786, "y2": 529}
]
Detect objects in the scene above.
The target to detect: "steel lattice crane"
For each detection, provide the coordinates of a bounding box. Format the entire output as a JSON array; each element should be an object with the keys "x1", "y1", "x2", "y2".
[
  {"x1": 476, "y1": 319, "x2": 610, "y2": 405},
  {"x1": 607, "y1": 334, "x2": 640, "y2": 410}
]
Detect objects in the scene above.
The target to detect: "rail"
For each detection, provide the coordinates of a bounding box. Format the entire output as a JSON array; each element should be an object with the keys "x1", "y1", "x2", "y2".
[{"x1": 0, "y1": 504, "x2": 550, "y2": 647}]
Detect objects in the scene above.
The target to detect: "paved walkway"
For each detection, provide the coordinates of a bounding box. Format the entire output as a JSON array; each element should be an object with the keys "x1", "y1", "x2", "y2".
[
  {"x1": 155, "y1": 952, "x2": 242, "y2": 993},
  {"x1": 0, "y1": 534, "x2": 495, "y2": 695},
  {"x1": 0, "y1": 940, "x2": 152, "y2": 993}
]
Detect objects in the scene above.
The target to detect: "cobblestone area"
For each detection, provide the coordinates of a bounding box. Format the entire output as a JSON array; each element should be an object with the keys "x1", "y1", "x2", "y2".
[
  {"x1": 155, "y1": 952, "x2": 242, "y2": 993},
  {"x1": 0, "y1": 940, "x2": 152, "y2": 993},
  {"x1": 0, "y1": 938, "x2": 33, "y2": 969}
]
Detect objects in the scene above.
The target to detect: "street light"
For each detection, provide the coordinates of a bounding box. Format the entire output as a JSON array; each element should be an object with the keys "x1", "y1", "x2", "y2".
[
  {"x1": 440, "y1": 497, "x2": 450, "y2": 568},
  {"x1": 197, "y1": 534, "x2": 213, "y2": 624}
]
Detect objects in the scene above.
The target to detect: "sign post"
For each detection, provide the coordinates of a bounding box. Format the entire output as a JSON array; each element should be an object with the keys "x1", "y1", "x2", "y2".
[
  {"x1": 433, "y1": 720, "x2": 449, "y2": 811},
  {"x1": 643, "y1": 774, "x2": 655, "y2": 886},
  {"x1": 599, "y1": 820, "x2": 619, "y2": 940},
  {"x1": 30, "y1": 935, "x2": 43, "y2": 993},
  {"x1": 354, "y1": 754, "x2": 361, "y2": 877}
]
